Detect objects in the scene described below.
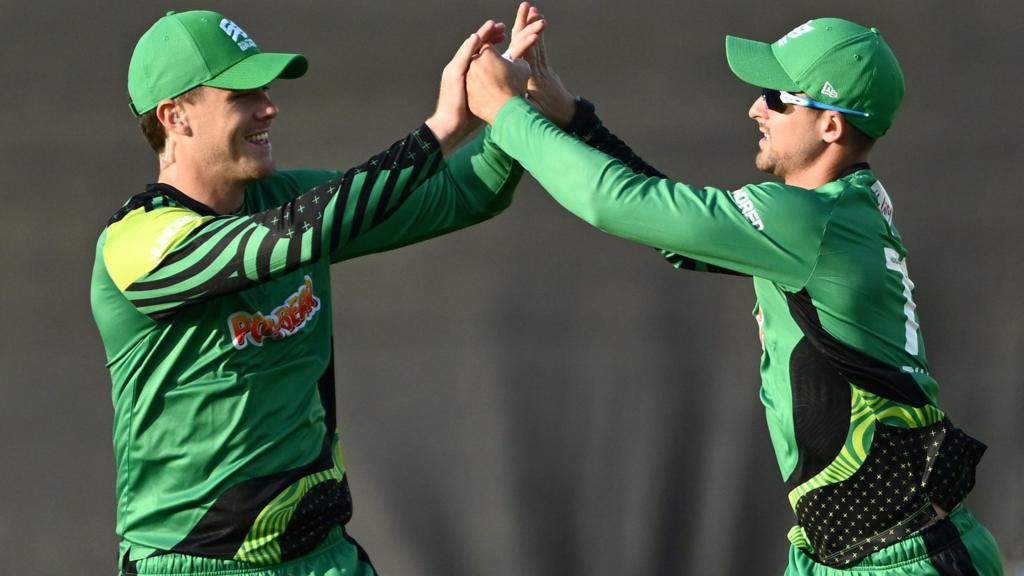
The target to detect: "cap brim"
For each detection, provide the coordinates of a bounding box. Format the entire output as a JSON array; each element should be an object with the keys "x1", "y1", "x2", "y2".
[
  {"x1": 204, "y1": 52, "x2": 308, "y2": 90},
  {"x1": 725, "y1": 36, "x2": 799, "y2": 91}
]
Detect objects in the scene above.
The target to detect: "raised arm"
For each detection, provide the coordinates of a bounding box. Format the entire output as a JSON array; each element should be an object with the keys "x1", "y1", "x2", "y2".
[
  {"x1": 467, "y1": 49, "x2": 829, "y2": 287},
  {"x1": 102, "y1": 23, "x2": 538, "y2": 319},
  {"x1": 503, "y1": 3, "x2": 746, "y2": 276}
]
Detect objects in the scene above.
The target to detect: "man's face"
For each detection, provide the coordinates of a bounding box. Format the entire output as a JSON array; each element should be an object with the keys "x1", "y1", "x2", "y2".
[
  {"x1": 748, "y1": 93, "x2": 826, "y2": 181},
  {"x1": 177, "y1": 86, "x2": 279, "y2": 184}
]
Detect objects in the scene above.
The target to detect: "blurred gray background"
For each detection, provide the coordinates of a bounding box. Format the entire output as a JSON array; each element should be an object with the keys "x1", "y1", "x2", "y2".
[{"x1": 1, "y1": 1, "x2": 1021, "y2": 574}]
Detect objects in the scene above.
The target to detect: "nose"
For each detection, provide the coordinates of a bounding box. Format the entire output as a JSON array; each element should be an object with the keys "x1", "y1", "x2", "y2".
[
  {"x1": 748, "y1": 95, "x2": 767, "y2": 121},
  {"x1": 256, "y1": 90, "x2": 278, "y2": 121}
]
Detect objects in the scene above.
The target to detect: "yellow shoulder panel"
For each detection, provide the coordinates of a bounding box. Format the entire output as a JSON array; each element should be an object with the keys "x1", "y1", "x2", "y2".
[{"x1": 102, "y1": 206, "x2": 212, "y2": 291}]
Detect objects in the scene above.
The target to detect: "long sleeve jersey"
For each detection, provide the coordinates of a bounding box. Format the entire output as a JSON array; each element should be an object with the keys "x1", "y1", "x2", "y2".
[
  {"x1": 495, "y1": 97, "x2": 985, "y2": 567},
  {"x1": 91, "y1": 126, "x2": 522, "y2": 565}
]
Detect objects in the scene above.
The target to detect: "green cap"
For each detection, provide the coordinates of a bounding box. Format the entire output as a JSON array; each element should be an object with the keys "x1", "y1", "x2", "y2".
[
  {"x1": 725, "y1": 18, "x2": 904, "y2": 138},
  {"x1": 128, "y1": 10, "x2": 308, "y2": 116}
]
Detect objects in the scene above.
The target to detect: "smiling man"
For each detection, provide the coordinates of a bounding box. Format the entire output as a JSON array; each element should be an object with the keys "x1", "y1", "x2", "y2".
[
  {"x1": 90, "y1": 9, "x2": 542, "y2": 576},
  {"x1": 467, "y1": 7, "x2": 1003, "y2": 575}
]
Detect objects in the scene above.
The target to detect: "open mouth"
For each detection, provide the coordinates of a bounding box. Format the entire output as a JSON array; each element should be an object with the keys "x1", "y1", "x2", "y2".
[{"x1": 245, "y1": 130, "x2": 270, "y2": 145}]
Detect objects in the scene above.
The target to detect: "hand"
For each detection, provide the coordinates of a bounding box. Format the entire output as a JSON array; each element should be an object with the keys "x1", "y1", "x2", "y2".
[
  {"x1": 504, "y1": 2, "x2": 546, "y2": 61},
  {"x1": 466, "y1": 46, "x2": 531, "y2": 125},
  {"x1": 426, "y1": 20, "x2": 507, "y2": 155},
  {"x1": 509, "y1": 2, "x2": 576, "y2": 128}
]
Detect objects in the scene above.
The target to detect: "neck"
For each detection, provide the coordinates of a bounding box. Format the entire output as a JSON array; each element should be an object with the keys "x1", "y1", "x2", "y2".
[
  {"x1": 784, "y1": 147, "x2": 870, "y2": 189},
  {"x1": 158, "y1": 162, "x2": 245, "y2": 215}
]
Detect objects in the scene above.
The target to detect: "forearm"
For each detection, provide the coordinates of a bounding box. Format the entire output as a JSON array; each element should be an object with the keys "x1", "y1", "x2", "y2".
[
  {"x1": 490, "y1": 97, "x2": 688, "y2": 247},
  {"x1": 565, "y1": 97, "x2": 667, "y2": 179},
  {"x1": 563, "y1": 98, "x2": 744, "y2": 275},
  {"x1": 330, "y1": 127, "x2": 522, "y2": 260},
  {"x1": 488, "y1": 97, "x2": 817, "y2": 285}
]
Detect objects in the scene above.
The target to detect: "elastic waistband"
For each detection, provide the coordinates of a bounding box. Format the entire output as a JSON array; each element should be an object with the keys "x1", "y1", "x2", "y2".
[
  {"x1": 124, "y1": 527, "x2": 350, "y2": 575},
  {"x1": 830, "y1": 506, "x2": 978, "y2": 572}
]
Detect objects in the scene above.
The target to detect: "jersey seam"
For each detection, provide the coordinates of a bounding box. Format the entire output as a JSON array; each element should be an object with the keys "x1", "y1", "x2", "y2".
[{"x1": 795, "y1": 187, "x2": 844, "y2": 291}]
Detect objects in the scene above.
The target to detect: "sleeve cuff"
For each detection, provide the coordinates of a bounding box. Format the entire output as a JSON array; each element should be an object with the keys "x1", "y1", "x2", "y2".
[
  {"x1": 491, "y1": 96, "x2": 537, "y2": 141},
  {"x1": 565, "y1": 96, "x2": 600, "y2": 141},
  {"x1": 414, "y1": 122, "x2": 444, "y2": 155}
]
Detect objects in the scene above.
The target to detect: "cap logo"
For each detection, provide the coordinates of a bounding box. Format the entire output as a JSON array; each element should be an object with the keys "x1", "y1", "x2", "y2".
[
  {"x1": 776, "y1": 21, "x2": 814, "y2": 47},
  {"x1": 219, "y1": 18, "x2": 257, "y2": 51},
  {"x1": 821, "y1": 82, "x2": 839, "y2": 99}
]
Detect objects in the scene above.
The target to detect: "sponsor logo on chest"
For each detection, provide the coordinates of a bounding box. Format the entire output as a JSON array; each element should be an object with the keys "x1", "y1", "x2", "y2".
[{"x1": 227, "y1": 275, "x2": 321, "y2": 349}]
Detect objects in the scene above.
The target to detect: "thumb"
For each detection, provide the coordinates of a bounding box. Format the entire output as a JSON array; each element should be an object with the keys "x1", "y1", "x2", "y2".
[{"x1": 452, "y1": 32, "x2": 482, "y2": 72}]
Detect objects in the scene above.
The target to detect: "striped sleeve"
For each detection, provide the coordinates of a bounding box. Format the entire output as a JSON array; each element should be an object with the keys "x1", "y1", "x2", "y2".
[{"x1": 105, "y1": 125, "x2": 446, "y2": 318}]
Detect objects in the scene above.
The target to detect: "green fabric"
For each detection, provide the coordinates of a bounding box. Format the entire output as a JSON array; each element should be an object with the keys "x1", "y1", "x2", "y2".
[
  {"x1": 128, "y1": 10, "x2": 307, "y2": 115},
  {"x1": 92, "y1": 127, "x2": 521, "y2": 566},
  {"x1": 785, "y1": 508, "x2": 1003, "y2": 575},
  {"x1": 492, "y1": 94, "x2": 955, "y2": 500},
  {"x1": 127, "y1": 528, "x2": 375, "y2": 576},
  {"x1": 725, "y1": 18, "x2": 904, "y2": 138}
]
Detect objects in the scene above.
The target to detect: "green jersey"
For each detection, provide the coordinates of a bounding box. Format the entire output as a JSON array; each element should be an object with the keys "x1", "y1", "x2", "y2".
[
  {"x1": 90, "y1": 126, "x2": 522, "y2": 566},
  {"x1": 492, "y1": 97, "x2": 986, "y2": 567}
]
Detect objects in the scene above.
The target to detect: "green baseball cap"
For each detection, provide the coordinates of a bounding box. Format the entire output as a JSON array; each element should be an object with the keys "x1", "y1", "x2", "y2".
[
  {"x1": 725, "y1": 18, "x2": 904, "y2": 138},
  {"x1": 128, "y1": 10, "x2": 308, "y2": 116}
]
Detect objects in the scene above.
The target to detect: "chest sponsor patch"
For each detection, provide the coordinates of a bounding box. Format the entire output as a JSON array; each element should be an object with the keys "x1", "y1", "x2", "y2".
[{"x1": 227, "y1": 275, "x2": 321, "y2": 349}]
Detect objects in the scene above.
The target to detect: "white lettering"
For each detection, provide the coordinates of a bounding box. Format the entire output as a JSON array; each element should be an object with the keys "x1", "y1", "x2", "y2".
[
  {"x1": 730, "y1": 189, "x2": 765, "y2": 231},
  {"x1": 219, "y1": 18, "x2": 248, "y2": 43},
  {"x1": 777, "y1": 22, "x2": 815, "y2": 47},
  {"x1": 884, "y1": 247, "x2": 919, "y2": 356},
  {"x1": 871, "y1": 180, "x2": 894, "y2": 225},
  {"x1": 151, "y1": 215, "x2": 200, "y2": 263}
]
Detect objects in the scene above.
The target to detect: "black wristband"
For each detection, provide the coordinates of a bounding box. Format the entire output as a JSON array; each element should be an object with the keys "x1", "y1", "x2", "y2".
[{"x1": 565, "y1": 96, "x2": 600, "y2": 140}]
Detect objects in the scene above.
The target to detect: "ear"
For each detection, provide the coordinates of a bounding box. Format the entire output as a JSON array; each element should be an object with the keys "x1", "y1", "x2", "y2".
[
  {"x1": 819, "y1": 111, "x2": 844, "y2": 145},
  {"x1": 155, "y1": 99, "x2": 191, "y2": 136}
]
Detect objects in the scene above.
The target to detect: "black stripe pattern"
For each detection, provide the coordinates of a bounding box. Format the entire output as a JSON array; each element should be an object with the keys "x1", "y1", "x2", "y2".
[
  {"x1": 785, "y1": 289, "x2": 933, "y2": 407},
  {"x1": 112, "y1": 126, "x2": 441, "y2": 318},
  {"x1": 922, "y1": 517, "x2": 980, "y2": 576}
]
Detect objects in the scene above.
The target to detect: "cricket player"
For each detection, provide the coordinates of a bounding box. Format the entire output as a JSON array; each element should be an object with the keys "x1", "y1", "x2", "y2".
[
  {"x1": 467, "y1": 5, "x2": 1004, "y2": 574},
  {"x1": 90, "y1": 9, "x2": 542, "y2": 576}
]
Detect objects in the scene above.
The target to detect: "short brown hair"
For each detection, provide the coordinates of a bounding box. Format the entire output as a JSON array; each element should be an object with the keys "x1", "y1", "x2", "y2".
[
  {"x1": 138, "y1": 89, "x2": 200, "y2": 154},
  {"x1": 846, "y1": 122, "x2": 876, "y2": 154}
]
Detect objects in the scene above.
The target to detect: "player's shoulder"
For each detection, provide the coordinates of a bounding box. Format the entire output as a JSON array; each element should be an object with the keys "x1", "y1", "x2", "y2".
[
  {"x1": 740, "y1": 180, "x2": 839, "y2": 215},
  {"x1": 101, "y1": 184, "x2": 214, "y2": 290}
]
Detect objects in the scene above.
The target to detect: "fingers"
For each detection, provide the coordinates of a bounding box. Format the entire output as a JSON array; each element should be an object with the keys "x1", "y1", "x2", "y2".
[
  {"x1": 506, "y1": 18, "x2": 545, "y2": 59},
  {"x1": 475, "y1": 20, "x2": 507, "y2": 48},
  {"x1": 533, "y1": 15, "x2": 550, "y2": 69},
  {"x1": 520, "y1": 19, "x2": 545, "y2": 38},
  {"x1": 451, "y1": 32, "x2": 483, "y2": 73},
  {"x1": 527, "y1": 6, "x2": 541, "y2": 25},
  {"x1": 476, "y1": 44, "x2": 502, "y2": 63},
  {"x1": 512, "y1": 2, "x2": 530, "y2": 35}
]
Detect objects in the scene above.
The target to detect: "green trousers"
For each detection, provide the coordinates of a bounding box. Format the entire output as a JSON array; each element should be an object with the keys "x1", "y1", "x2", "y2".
[
  {"x1": 786, "y1": 507, "x2": 1002, "y2": 575},
  {"x1": 123, "y1": 528, "x2": 375, "y2": 576}
]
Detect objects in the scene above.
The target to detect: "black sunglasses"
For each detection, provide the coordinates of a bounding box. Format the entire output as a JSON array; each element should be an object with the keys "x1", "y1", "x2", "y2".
[{"x1": 761, "y1": 88, "x2": 870, "y2": 117}]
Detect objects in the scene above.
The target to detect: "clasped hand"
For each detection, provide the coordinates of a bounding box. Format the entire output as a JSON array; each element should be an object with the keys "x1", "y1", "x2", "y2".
[{"x1": 427, "y1": 2, "x2": 575, "y2": 154}]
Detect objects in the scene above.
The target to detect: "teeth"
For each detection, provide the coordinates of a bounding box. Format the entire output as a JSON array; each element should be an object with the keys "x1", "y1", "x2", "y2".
[{"x1": 246, "y1": 131, "x2": 269, "y2": 144}]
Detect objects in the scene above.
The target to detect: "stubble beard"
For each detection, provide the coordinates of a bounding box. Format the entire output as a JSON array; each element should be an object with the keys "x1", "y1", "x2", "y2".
[{"x1": 755, "y1": 148, "x2": 780, "y2": 177}]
